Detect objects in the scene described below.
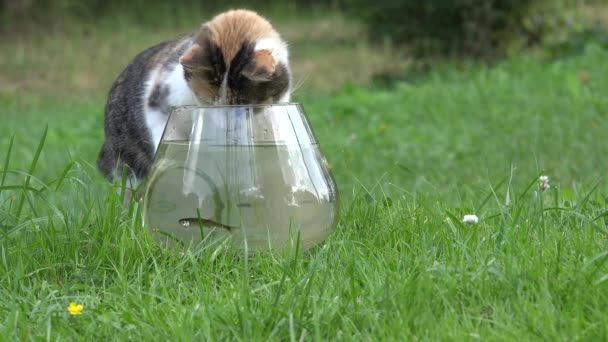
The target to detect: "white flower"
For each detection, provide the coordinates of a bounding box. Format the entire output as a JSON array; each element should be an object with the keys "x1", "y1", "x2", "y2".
[
  {"x1": 539, "y1": 175, "x2": 550, "y2": 192},
  {"x1": 462, "y1": 214, "x2": 479, "y2": 224}
]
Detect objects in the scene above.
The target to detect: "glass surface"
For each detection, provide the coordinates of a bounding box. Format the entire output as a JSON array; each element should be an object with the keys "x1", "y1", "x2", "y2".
[{"x1": 143, "y1": 104, "x2": 338, "y2": 251}]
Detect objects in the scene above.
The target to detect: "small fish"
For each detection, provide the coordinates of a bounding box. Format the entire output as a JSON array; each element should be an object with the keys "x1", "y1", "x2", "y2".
[{"x1": 178, "y1": 218, "x2": 235, "y2": 231}]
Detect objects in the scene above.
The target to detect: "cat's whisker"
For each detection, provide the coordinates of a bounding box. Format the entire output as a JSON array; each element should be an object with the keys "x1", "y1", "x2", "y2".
[{"x1": 290, "y1": 73, "x2": 309, "y2": 96}]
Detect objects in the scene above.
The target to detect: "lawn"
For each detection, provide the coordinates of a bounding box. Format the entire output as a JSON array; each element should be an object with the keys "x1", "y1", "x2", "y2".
[{"x1": 1, "y1": 11, "x2": 608, "y2": 340}]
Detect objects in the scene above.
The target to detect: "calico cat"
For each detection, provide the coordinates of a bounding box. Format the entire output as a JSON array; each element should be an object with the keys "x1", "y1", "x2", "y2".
[{"x1": 97, "y1": 9, "x2": 291, "y2": 186}]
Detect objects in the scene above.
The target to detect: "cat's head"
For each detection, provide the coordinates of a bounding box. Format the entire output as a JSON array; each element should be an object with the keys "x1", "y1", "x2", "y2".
[{"x1": 179, "y1": 10, "x2": 290, "y2": 105}]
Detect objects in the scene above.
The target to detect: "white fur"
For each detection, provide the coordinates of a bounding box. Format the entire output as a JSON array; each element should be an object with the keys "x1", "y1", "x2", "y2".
[
  {"x1": 144, "y1": 107, "x2": 167, "y2": 154},
  {"x1": 165, "y1": 63, "x2": 199, "y2": 106},
  {"x1": 143, "y1": 63, "x2": 199, "y2": 153},
  {"x1": 255, "y1": 38, "x2": 289, "y2": 65},
  {"x1": 279, "y1": 92, "x2": 290, "y2": 103}
]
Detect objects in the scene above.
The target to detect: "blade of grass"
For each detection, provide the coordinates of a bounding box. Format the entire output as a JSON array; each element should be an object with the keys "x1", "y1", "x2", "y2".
[
  {"x1": 444, "y1": 210, "x2": 466, "y2": 234},
  {"x1": 196, "y1": 208, "x2": 205, "y2": 241},
  {"x1": 583, "y1": 250, "x2": 608, "y2": 284},
  {"x1": 15, "y1": 126, "x2": 47, "y2": 222},
  {"x1": 52, "y1": 161, "x2": 75, "y2": 191},
  {"x1": 593, "y1": 210, "x2": 608, "y2": 222},
  {"x1": 477, "y1": 176, "x2": 508, "y2": 211},
  {"x1": 154, "y1": 229, "x2": 185, "y2": 247},
  {"x1": 119, "y1": 165, "x2": 128, "y2": 207},
  {"x1": 0, "y1": 134, "x2": 15, "y2": 198},
  {"x1": 573, "y1": 180, "x2": 602, "y2": 212},
  {"x1": 512, "y1": 173, "x2": 546, "y2": 227},
  {"x1": 515, "y1": 171, "x2": 544, "y2": 203},
  {"x1": 0, "y1": 185, "x2": 43, "y2": 193}
]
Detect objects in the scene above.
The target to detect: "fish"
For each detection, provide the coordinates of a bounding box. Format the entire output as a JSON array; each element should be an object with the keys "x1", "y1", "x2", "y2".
[{"x1": 178, "y1": 217, "x2": 236, "y2": 231}]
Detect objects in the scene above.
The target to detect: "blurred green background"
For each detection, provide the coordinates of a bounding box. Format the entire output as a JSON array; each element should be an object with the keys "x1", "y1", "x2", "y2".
[{"x1": 2, "y1": 0, "x2": 606, "y2": 99}]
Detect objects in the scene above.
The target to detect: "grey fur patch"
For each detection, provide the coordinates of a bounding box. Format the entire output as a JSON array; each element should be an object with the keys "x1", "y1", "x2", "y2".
[{"x1": 148, "y1": 84, "x2": 170, "y2": 113}]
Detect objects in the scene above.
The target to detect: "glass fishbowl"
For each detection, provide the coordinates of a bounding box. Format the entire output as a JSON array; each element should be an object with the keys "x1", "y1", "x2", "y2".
[{"x1": 142, "y1": 104, "x2": 338, "y2": 251}]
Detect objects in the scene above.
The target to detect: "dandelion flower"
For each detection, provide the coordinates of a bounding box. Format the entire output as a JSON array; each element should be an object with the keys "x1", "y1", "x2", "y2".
[
  {"x1": 539, "y1": 175, "x2": 550, "y2": 192},
  {"x1": 462, "y1": 214, "x2": 479, "y2": 224},
  {"x1": 68, "y1": 302, "x2": 83, "y2": 315}
]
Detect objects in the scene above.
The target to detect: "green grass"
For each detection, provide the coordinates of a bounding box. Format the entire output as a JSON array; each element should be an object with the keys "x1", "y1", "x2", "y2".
[{"x1": 2, "y1": 21, "x2": 608, "y2": 341}]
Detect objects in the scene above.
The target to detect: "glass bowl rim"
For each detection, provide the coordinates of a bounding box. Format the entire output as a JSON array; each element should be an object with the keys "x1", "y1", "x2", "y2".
[{"x1": 168, "y1": 103, "x2": 303, "y2": 112}]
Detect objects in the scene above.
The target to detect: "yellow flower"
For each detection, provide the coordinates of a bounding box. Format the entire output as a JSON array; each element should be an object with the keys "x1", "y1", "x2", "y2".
[{"x1": 68, "y1": 302, "x2": 83, "y2": 315}]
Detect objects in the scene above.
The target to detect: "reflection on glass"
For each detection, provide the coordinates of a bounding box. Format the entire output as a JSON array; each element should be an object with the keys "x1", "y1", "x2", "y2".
[{"x1": 143, "y1": 104, "x2": 338, "y2": 251}]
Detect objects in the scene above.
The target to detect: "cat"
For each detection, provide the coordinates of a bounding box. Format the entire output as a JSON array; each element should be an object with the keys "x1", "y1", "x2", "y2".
[{"x1": 96, "y1": 9, "x2": 291, "y2": 188}]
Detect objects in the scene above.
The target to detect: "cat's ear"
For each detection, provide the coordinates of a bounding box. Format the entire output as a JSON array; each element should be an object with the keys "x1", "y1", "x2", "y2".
[
  {"x1": 179, "y1": 44, "x2": 204, "y2": 70},
  {"x1": 242, "y1": 50, "x2": 276, "y2": 82}
]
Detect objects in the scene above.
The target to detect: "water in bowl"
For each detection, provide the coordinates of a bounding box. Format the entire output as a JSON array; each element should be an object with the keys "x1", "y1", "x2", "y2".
[{"x1": 144, "y1": 140, "x2": 337, "y2": 250}]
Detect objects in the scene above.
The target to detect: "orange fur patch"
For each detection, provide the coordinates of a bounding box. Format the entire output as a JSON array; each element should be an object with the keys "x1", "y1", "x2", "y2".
[
  {"x1": 205, "y1": 10, "x2": 277, "y2": 64},
  {"x1": 188, "y1": 79, "x2": 217, "y2": 100},
  {"x1": 254, "y1": 50, "x2": 275, "y2": 73},
  {"x1": 179, "y1": 44, "x2": 202, "y2": 67}
]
